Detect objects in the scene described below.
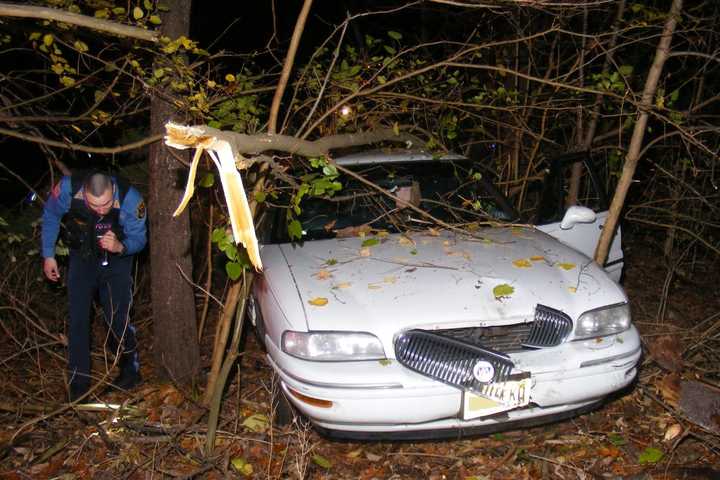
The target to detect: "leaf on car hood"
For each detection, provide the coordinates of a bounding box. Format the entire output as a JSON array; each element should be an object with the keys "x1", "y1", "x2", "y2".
[
  {"x1": 332, "y1": 282, "x2": 351, "y2": 289},
  {"x1": 398, "y1": 235, "x2": 415, "y2": 246},
  {"x1": 359, "y1": 247, "x2": 372, "y2": 257},
  {"x1": 512, "y1": 258, "x2": 532, "y2": 268},
  {"x1": 308, "y1": 297, "x2": 329, "y2": 306},
  {"x1": 493, "y1": 284, "x2": 515, "y2": 299},
  {"x1": 530, "y1": 255, "x2": 545, "y2": 261},
  {"x1": 314, "y1": 269, "x2": 332, "y2": 280},
  {"x1": 335, "y1": 224, "x2": 372, "y2": 238},
  {"x1": 557, "y1": 262, "x2": 576, "y2": 271},
  {"x1": 362, "y1": 237, "x2": 380, "y2": 247}
]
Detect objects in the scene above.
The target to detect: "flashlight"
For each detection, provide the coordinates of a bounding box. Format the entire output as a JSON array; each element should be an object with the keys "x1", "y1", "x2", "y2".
[{"x1": 97, "y1": 235, "x2": 109, "y2": 266}]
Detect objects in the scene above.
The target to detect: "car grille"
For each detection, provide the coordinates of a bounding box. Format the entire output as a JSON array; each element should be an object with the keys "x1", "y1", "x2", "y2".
[
  {"x1": 394, "y1": 330, "x2": 515, "y2": 391},
  {"x1": 524, "y1": 304, "x2": 573, "y2": 348},
  {"x1": 434, "y1": 304, "x2": 573, "y2": 352}
]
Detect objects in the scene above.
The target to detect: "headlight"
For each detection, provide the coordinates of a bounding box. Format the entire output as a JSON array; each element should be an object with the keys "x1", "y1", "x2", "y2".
[
  {"x1": 282, "y1": 331, "x2": 386, "y2": 361},
  {"x1": 574, "y1": 303, "x2": 631, "y2": 340}
]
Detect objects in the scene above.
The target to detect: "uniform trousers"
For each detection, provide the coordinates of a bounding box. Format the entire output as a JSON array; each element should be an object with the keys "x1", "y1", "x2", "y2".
[{"x1": 67, "y1": 251, "x2": 139, "y2": 394}]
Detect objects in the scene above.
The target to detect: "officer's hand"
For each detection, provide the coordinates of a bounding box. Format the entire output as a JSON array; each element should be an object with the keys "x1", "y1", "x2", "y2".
[
  {"x1": 43, "y1": 257, "x2": 60, "y2": 282},
  {"x1": 100, "y1": 231, "x2": 124, "y2": 253}
]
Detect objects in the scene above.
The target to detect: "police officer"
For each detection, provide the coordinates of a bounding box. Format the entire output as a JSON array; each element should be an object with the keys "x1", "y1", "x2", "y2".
[{"x1": 41, "y1": 171, "x2": 147, "y2": 401}]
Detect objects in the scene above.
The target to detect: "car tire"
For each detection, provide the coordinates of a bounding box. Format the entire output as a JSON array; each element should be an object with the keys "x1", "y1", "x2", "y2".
[
  {"x1": 247, "y1": 295, "x2": 267, "y2": 351},
  {"x1": 272, "y1": 379, "x2": 296, "y2": 429}
]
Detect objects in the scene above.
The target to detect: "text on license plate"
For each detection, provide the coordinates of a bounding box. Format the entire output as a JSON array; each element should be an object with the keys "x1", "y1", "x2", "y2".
[{"x1": 462, "y1": 378, "x2": 531, "y2": 420}]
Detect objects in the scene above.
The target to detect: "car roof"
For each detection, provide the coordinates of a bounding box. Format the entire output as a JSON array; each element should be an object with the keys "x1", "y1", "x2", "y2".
[{"x1": 334, "y1": 149, "x2": 467, "y2": 166}]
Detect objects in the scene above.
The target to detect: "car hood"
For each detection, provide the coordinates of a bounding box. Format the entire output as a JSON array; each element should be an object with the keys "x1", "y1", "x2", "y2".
[{"x1": 262, "y1": 227, "x2": 625, "y2": 349}]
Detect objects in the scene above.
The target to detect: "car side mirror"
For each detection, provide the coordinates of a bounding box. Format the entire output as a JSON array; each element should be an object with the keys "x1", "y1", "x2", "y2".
[{"x1": 560, "y1": 205, "x2": 597, "y2": 230}]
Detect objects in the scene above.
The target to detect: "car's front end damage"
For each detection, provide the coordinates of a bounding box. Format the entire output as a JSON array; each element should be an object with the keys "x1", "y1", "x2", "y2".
[
  {"x1": 253, "y1": 227, "x2": 642, "y2": 438},
  {"x1": 264, "y1": 326, "x2": 640, "y2": 439}
]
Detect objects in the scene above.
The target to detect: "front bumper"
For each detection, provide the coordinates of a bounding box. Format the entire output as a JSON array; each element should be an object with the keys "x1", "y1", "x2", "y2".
[{"x1": 265, "y1": 325, "x2": 641, "y2": 436}]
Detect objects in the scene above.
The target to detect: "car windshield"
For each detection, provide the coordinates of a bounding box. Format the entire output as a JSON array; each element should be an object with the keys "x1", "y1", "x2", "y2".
[{"x1": 272, "y1": 158, "x2": 517, "y2": 243}]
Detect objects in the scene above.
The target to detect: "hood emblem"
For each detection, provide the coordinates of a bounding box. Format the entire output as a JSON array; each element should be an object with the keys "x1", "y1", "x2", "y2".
[{"x1": 472, "y1": 360, "x2": 495, "y2": 383}]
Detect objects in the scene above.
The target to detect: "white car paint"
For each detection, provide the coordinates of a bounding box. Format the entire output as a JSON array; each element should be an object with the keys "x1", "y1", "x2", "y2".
[
  {"x1": 538, "y1": 210, "x2": 624, "y2": 282},
  {"x1": 252, "y1": 151, "x2": 639, "y2": 438}
]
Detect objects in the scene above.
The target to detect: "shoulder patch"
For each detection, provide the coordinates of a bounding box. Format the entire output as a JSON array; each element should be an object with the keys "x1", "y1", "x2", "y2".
[{"x1": 136, "y1": 200, "x2": 146, "y2": 219}]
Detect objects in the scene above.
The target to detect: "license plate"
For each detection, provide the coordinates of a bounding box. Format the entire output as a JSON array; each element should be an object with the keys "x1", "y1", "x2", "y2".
[{"x1": 462, "y1": 378, "x2": 531, "y2": 420}]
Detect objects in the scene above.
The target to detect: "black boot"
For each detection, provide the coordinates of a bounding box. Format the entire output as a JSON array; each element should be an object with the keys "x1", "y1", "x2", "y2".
[
  {"x1": 113, "y1": 350, "x2": 142, "y2": 391},
  {"x1": 69, "y1": 382, "x2": 90, "y2": 403},
  {"x1": 112, "y1": 368, "x2": 142, "y2": 391}
]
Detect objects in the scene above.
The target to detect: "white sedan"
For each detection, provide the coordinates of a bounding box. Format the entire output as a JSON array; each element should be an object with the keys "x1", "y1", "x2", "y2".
[{"x1": 250, "y1": 150, "x2": 641, "y2": 439}]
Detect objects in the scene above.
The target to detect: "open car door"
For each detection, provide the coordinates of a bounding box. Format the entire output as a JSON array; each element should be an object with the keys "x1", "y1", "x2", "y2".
[{"x1": 534, "y1": 154, "x2": 624, "y2": 282}]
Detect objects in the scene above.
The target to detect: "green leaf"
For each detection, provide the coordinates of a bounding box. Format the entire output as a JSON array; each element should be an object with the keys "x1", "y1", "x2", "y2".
[
  {"x1": 608, "y1": 433, "x2": 627, "y2": 446},
  {"x1": 387, "y1": 30, "x2": 402, "y2": 41},
  {"x1": 149, "y1": 15, "x2": 162, "y2": 25},
  {"x1": 225, "y1": 261, "x2": 243, "y2": 280},
  {"x1": 132, "y1": 6, "x2": 144, "y2": 19},
  {"x1": 378, "y1": 359, "x2": 392, "y2": 366},
  {"x1": 73, "y1": 40, "x2": 89, "y2": 52},
  {"x1": 322, "y1": 164, "x2": 338, "y2": 177},
  {"x1": 383, "y1": 45, "x2": 396, "y2": 55},
  {"x1": 211, "y1": 228, "x2": 225, "y2": 243},
  {"x1": 493, "y1": 284, "x2": 515, "y2": 299},
  {"x1": 638, "y1": 447, "x2": 664, "y2": 464},
  {"x1": 207, "y1": 120, "x2": 222, "y2": 129},
  {"x1": 0, "y1": 216, "x2": 7, "y2": 227},
  {"x1": 361, "y1": 238, "x2": 380, "y2": 247},
  {"x1": 326, "y1": 258, "x2": 338, "y2": 266},
  {"x1": 618, "y1": 65, "x2": 634, "y2": 76},
  {"x1": 288, "y1": 220, "x2": 303, "y2": 241},
  {"x1": 242, "y1": 413, "x2": 269, "y2": 433},
  {"x1": 199, "y1": 172, "x2": 214, "y2": 188},
  {"x1": 59, "y1": 76, "x2": 76, "y2": 87},
  {"x1": 230, "y1": 457, "x2": 253, "y2": 476},
  {"x1": 312, "y1": 454, "x2": 332, "y2": 469},
  {"x1": 254, "y1": 191, "x2": 266, "y2": 203}
]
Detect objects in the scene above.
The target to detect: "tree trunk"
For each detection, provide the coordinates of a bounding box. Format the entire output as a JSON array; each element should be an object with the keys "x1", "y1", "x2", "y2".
[
  {"x1": 148, "y1": 0, "x2": 200, "y2": 383},
  {"x1": 594, "y1": 0, "x2": 683, "y2": 265}
]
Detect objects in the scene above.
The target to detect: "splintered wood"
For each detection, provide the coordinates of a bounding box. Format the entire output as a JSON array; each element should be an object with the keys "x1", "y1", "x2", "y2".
[{"x1": 164, "y1": 122, "x2": 262, "y2": 271}]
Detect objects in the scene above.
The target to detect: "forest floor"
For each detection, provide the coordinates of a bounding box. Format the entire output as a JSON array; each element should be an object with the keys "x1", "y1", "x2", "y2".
[{"x1": 1, "y1": 238, "x2": 719, "y2": 479}]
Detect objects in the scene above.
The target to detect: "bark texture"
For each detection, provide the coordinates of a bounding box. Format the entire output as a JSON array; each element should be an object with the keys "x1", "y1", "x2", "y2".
[{"x1": 148, "y1": 0, "x2": 200, "y2": 382}]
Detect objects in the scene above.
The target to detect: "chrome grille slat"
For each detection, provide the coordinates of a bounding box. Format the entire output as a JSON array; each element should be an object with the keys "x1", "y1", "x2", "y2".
[
  {"x1": 394, "y1": 330, "x2": 514, "y2": 392},
  {"x1": 524, "y1": 304, "x2": 572, "y2": 348}
]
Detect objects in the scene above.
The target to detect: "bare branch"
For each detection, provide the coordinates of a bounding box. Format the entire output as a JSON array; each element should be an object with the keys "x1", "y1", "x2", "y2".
[
  {"x1": 0, "y1": 126, "x2": 162, "y2": 154},
  {"x1": 0, "y1": 2, "x2": 158, "y2": 42}
]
